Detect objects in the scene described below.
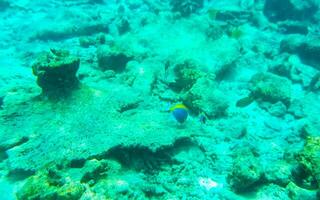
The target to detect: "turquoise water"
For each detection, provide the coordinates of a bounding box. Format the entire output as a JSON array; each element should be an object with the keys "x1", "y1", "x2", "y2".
[{"x1": 0, "y1": 0, "x2": 320, "y2": 199}]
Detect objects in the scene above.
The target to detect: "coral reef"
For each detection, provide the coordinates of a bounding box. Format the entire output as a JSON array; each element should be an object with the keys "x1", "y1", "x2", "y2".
[
  {"x1": 0, "y1": 0, "x2": 320, "y2": 199},
  {"x1": 32, "y1": 49, "x2": 80, "y2": 98}
]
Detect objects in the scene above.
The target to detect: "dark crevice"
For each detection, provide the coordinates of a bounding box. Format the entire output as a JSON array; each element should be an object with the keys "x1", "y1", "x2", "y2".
[
  {"x1": 0, "y1": 136, "x2": 29, "y2": 162},
  {"x1": 69, "y1": 158, "x2": 86, "y2": 168},
  {"x1": 7, "y1": 169, "x2": 35, "y2": 182},
  {"x1": 95, "y1": 137, "x2": 197, "y2": 173}
]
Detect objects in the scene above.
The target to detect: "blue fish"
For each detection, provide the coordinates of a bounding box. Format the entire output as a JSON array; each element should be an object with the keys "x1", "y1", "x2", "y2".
[{"x1": 170, "y1": 103, "x2": 188, "y2": 124}]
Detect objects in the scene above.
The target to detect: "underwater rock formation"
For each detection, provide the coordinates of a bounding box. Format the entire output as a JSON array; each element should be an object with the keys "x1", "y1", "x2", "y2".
[
  {"x1": 281, "y1": 36, "x2": 320, "y2": 70},
  {"x1": 171, "y1": 0, "x2": 203, "y2": 17},
  {"x1": 97, "y1": 45, "x2": 132, "y2": 72},
  {"x1": 277, "y1": 21, "x2": 309, "y2": 35},
  {"x1": 249, "y1": 72, "x2": 292, "y2": 106},
  {"x1": 183, "y1": 77, "x2": 228, "y2": 118},
  {"x1": 270, "y1": 54, "x2": 318, "y2": 90},
  {"x1": 264, "y1": 0, "x2": 318, "y2": 22},
  {"x1": 32, "y1": 49, "x2": 80, "y2": 98}
]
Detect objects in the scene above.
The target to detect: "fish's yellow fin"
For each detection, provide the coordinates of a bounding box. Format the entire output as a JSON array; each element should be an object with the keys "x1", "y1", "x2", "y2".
[{"x1": 170, "y1": 103, "x2": 188, "y2": 111}]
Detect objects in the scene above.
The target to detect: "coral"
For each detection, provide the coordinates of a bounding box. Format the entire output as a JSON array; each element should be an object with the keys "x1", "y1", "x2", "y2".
[
  {"x1": 16, "y1": 165, "x2": 85, "y2": 200},
  {"x1": 295, "y1": 136, "x2": 320, "y2": 189},
  {"x1": 227, "y1": 149, "x2": 262, "y2": 193},
  {"x1": 250, "y1": 72, "x2": 292, "y2": 106},
  {"x1": 97, "y1": 45, "x2": 132, "y2": 72},
  {"x1": 171, "y1": 0, "x2": 204, "y2": 17},
  {"x1": 56, "y1": 182, "x2": 85, "y2": 200},
  {"x1": 183, "y1": 77, "x2": 228, "y2": 118},
  {"x1": 170, "y1": 61, "x2": 205, "y2": 91},
  {"x1": 32, "y1": 49, "x2": 80, "y2": 98}
]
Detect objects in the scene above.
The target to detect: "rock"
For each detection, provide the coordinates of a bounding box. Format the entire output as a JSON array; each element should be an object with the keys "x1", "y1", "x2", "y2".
[
  {"x1": 271, "y1": 54, "x2": 318, "y2": 89},
  {"x1": 300, "y1": 122, "x2": 320, "y2": 138},
  {"x1": 264, "y1": 162, "x2": 291, "y2": 186},
  {"x1": 125, "y1": 60, "x2": 159, "y2": 94},
  {"x1": 278, "y1": 20, "x2": 309, "y2": 35},
  {"x1": 286, "y1": 182, "x2": 318, "y2": 200},
  {"x1": 80, "y1": 159, "x2": 109, "y2": 184},
  {"x1": 228, "y1": 149, "x2": 262, "y2": 192},
  {"x1": 97, "y1": 45, "x2": 132, "y2": 72},
  {"x1": 183, "y1": 77, "x2": 229, "y2": 118},
  {"x1": 0, "y1": 136, "x2": 29, "y2": 152},
  {"x1": 250, "y1": 72, "x2": 292, "y2": 106},
  {"x1": 79, "y1": 34, "x2": 105, "y2": 48},
  {"x1": 256, "y1": 184, "x2": 290, "y2": 200},
  {"x1": 288, "y1": 99, "x2": 305, "y2": 118},
  {"x1": 171, "y1": 0, "x2": 204, "y2": 17},
  {"x1": 30, "y1": 22, "x2": 109, "y2": 41},
  {"x1": 280, "y1": 35, "x2": 305, "y2": 54},
  {"x1": 263, "y1": 101, "x2": 288, "y2": 117},
  {"x1": 32, "y1": 49, "x2": 80, "y2": 98},
  {"x1": 299, "y1": 38, "x2": 320, "y2": 69},
  {"x1": 280, "y1": 35, "x2": 320, "y2": 70},
  {"x1": 205, "y1": 24, "x2": 225, "y2": 41},
  {"x1": 264, "y1": 0, "x2": 318, "y2": 22},
  {"x1": 215, "y1": 10, "x2": 253, "y2": 26}
]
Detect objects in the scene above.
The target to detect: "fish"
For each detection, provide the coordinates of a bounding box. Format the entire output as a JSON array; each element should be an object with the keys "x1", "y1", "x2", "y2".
[
  {"x1": 236, "y1": 94, "x2": 255, "y2": 107},
  {"x1": 170, "y1": 103, "x2": 188, "y2": 124}
]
